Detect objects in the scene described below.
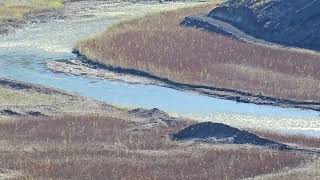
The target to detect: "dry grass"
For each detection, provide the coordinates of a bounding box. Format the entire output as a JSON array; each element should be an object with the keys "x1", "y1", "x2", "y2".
[
  {"x1": 76, "y1": 2, "x2": 320, "y2": 102},
  {"x1": 0, "y1": 87, "x2": 64, "y2": 106},
  {"x1": 0, "y1": 0, "x2": 63, "y2": 22},
  {"x1": 255, "y1": 130, "x2": 320, "y2": 149},
  {"x1": 0, "y1": 115, "x2": 308, "y2": 179},
  {"x1": 0, "y1": 86, "x2": 119, "y2": 118},
  {"x1": 253, "y1": 160, "x2": 320, "y2": 180}
]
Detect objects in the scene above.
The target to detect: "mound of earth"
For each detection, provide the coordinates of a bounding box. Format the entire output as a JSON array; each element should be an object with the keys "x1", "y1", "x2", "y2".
[
  {"x1": 190, "y1": 0, "x2": 320, "y2": 50},
  {"x1": 129, "y1": 108, "x2": 179, "y2": 128},
  {"x1": 172, "y1": 122, "x2": 291, "y2": 150}
]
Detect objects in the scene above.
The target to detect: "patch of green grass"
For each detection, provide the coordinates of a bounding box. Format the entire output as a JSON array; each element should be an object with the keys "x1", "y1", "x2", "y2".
[{"x1": 0, "y1": 0, "x2": 63, "y2": 22}]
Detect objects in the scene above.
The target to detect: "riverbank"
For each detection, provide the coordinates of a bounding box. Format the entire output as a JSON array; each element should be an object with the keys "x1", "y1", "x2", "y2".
[
  {"x1": 1, "y1": 78, "x2": 320, "y2": 179},
  {"x1": 0, "y1": 78, "x2": 124, "y2": 118},
  {"x1": 0, "y1": 0, "x2": 213, "y2": 36},
  {"x1": 51, "y1": 56, "x2": 320, "y2": 113},
  {"x1": 0, "y1": 79, "x2": 318, "y2": 179},
  {"x1": 74, "y1": 2, "x2": 320, "y2": 106},
  {"x1": 2, "y1": 78, "x2": 320, "y2": 149},
  {"x1": 0, "y1": 0, "x2": 64, "y2": 35}
]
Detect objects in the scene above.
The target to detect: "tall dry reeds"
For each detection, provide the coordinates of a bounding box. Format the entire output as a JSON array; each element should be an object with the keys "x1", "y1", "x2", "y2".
[
  {"x1": 0, "y1": 115, "x2": 307, "y2": 179},
  {"x1": 76, "y1": 3, "x2": 320, "y2": 102}
]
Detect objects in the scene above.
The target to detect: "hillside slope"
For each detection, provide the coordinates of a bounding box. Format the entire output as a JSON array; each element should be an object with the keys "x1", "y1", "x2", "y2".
[{"x1": 208, "y1": 0, "x2": 320, "y2": 50}]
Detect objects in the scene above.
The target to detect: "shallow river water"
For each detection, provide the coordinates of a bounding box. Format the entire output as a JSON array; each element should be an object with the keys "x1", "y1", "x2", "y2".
[{"x1": 1, "y1": 2, "x2": 320, "y2": 137}]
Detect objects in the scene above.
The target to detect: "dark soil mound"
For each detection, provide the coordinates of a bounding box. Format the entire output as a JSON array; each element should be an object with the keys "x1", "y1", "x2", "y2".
[
  {"x1": 207, "y1": 0, "x2": 320, "y2": 50},
  {"x1": 129, "y1": 108, "x2": 178, "y2": 127},
  {"x1": 0, "y1": 109, "x2": 21, "y2": 116},
  {"x1": 172, "y1": 122, "x2": 291, "y2": 150}
]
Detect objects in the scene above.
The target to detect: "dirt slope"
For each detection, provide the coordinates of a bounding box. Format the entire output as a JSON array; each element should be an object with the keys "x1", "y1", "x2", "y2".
[{"x1": 208, "y1": 0, "x2": 320, "y2": 50}]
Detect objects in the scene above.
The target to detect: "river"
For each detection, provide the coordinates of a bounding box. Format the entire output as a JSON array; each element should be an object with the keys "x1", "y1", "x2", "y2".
[{"x1": 1, "y1": 2, "x2": 320, "y2": 137}]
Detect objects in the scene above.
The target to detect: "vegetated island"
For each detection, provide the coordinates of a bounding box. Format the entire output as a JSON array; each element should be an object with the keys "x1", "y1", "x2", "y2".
[{"x1": 72, "y1": 1, "x2": 320, "y2": 112}]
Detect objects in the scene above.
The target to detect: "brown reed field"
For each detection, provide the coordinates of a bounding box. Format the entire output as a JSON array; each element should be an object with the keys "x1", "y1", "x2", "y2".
[
  {"x1": 254, "y1": 130, "x2": 320, "y2": 149},
  {"x1": 0, "y1": 115, "x2": 308, "y2": 179},
  {"x1": 75, "y1": 2, "x2": 320, "y2": 102}
]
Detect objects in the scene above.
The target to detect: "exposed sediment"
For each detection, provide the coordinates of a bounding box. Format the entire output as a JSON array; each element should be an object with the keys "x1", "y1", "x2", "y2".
[
  {"x1": 183, "y1": 0, "x2": 320, "y2": 51},
  {"x1": 52, "y1": 51, "x2": 320, "y2": 113}
]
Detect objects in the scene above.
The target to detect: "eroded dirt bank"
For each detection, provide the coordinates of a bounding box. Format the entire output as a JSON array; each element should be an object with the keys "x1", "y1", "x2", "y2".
[{"x1": 189, "y1": 0, "x2": 320, "y2": 51}]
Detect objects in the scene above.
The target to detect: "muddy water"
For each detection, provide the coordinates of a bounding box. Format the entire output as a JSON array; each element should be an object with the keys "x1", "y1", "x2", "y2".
[{"x1": 0, "y1": 2, "x2": 319, "y2": 137}]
